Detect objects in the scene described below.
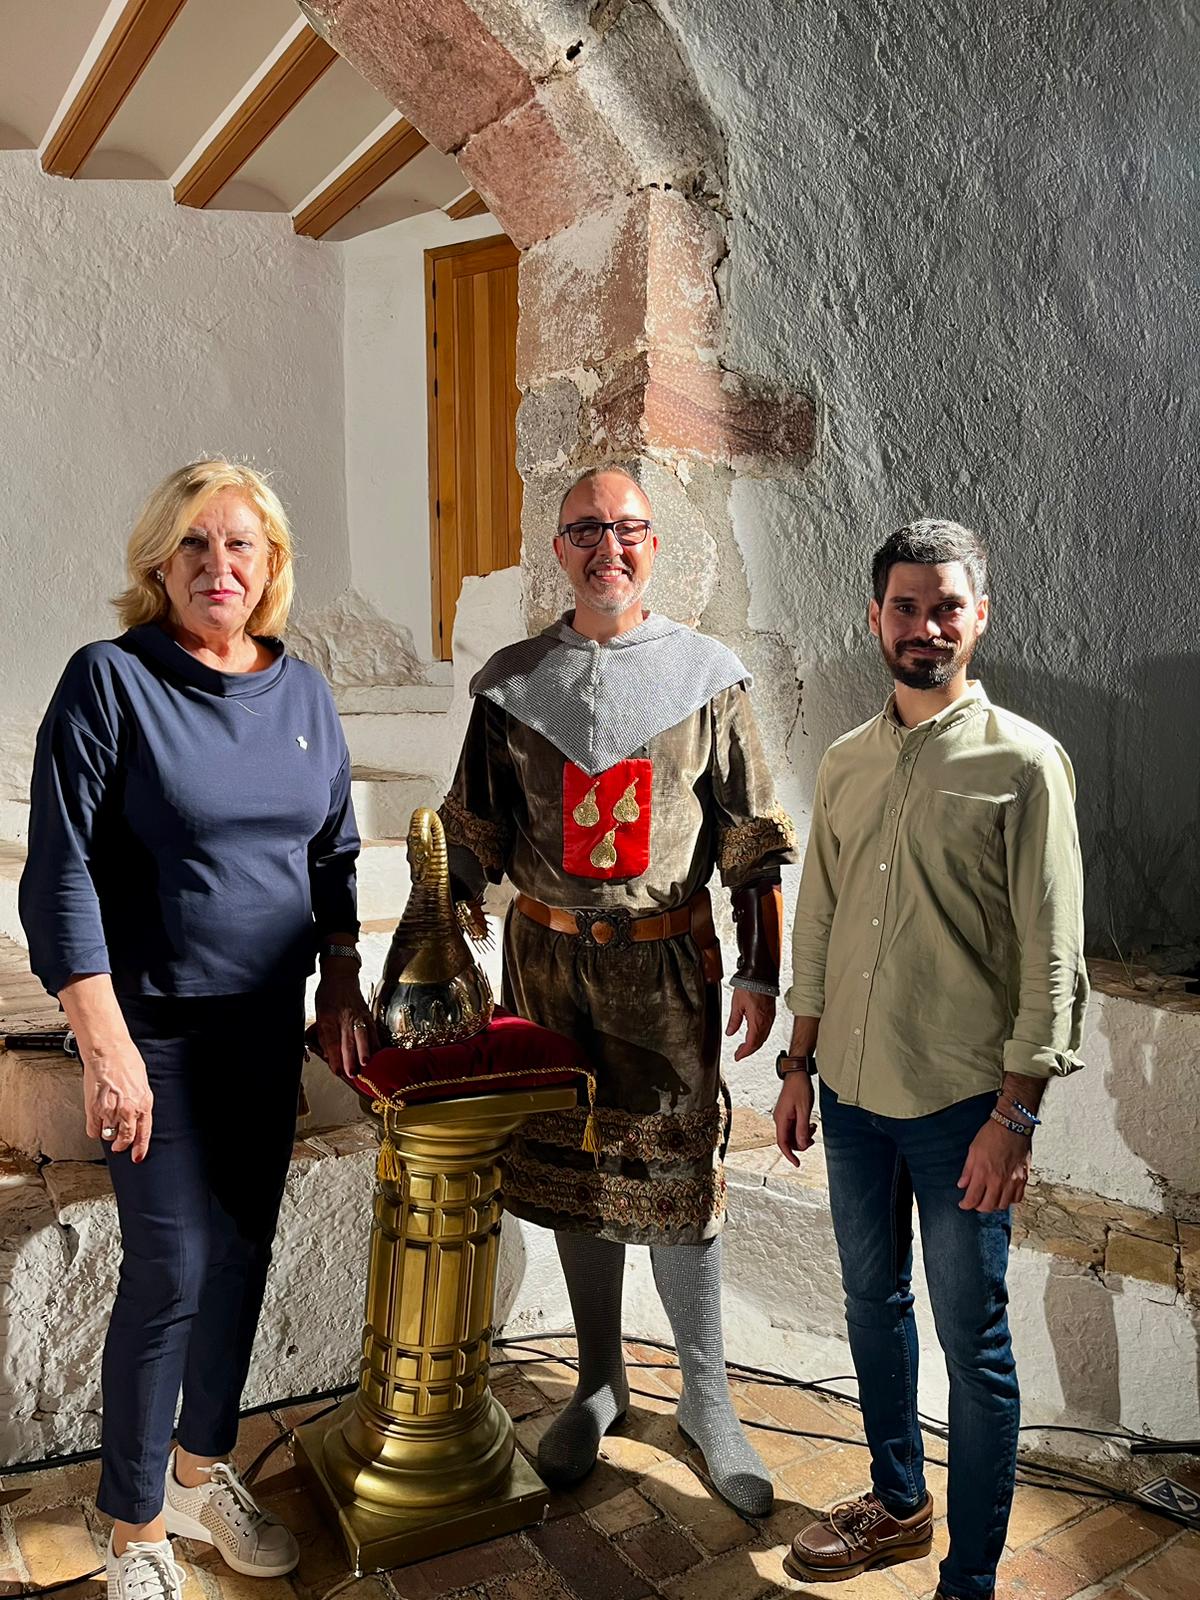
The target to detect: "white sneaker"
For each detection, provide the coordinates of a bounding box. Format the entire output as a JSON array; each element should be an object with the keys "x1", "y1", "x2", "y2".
[
  {"x1": 106, "y1": 1534, "x2": 185, "y2": 1600},
  {"x1": 163, "y1": 1450, "x2": 299, "y2": 1577}
]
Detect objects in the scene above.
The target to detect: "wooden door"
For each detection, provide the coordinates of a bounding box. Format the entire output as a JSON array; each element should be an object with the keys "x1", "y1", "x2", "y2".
[{"x1": 426, "y1": 233, "x2": 522, "y2": 660}]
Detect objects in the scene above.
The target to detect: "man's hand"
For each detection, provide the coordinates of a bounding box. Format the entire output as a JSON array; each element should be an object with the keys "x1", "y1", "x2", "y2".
[
  {"x1": 773, "y1": 1071, "x2": 816, "y2": 1166},
  {"x1": 726, "y1": 988, "x2": 775, "y2": 1061},
  {"x1": 957, "y1": 1117, "x2": 1031, "y2": 1212}
]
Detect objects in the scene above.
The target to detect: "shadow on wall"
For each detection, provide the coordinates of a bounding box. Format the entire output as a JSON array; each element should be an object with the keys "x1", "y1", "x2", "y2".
[{"x1": 987, "y1": 653, "x2": 1200, "y2": 960}]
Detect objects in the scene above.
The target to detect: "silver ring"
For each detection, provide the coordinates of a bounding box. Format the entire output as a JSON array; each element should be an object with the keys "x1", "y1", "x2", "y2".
[
  {"x1": 101, "y1": 1127, "x2": 116, "y2": 1139},
  {"x1": 352, "y1": 1021, "x2": 368, "y2": 1031}
]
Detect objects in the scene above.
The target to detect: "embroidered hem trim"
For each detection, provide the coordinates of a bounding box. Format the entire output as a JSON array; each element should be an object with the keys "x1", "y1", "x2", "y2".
[
  {"x1": 504, "y1": 1145, "x2": 727, "y2": 1234},
  {"x1": 521, "y1": 1102, "x2": 725, "y2": 1165}
]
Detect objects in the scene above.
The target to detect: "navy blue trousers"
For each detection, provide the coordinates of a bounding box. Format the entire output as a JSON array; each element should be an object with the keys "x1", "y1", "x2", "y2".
[{"x1": 97, "y1": 988, "x2": 305, "y2": 1524}]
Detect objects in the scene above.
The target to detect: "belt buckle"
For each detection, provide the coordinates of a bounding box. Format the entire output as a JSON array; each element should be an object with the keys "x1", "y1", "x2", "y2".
[{"x1": 575, "y1": 906, "x2": 633, "y2": 949}]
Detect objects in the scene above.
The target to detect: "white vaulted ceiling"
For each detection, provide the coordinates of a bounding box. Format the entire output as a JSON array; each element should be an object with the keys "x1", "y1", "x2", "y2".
[{"x1": 0, "y1": 0, "x2": 487, "y2": 238}]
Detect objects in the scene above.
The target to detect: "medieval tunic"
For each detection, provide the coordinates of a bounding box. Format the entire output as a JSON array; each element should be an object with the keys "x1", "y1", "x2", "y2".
[{"x1": 440, "y1": 613, "x2": 795, "y2": 1245}]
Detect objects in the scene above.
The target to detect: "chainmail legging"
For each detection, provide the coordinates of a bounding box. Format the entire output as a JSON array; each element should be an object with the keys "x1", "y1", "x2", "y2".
[{"x1": 536, "y1": 1231, "x2": 773, "y2": 1516}]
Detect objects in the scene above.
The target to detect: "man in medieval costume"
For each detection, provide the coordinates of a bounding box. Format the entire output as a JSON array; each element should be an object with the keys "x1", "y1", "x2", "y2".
[{"x1": 439, "y1": 466, "x2": 795, "y2": 1516}]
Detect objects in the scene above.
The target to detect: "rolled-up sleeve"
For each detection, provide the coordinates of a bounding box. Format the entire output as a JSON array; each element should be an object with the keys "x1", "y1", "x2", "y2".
[
  {"x1": 308, "y1": 751, "x2": 360, "y2": 937},
  {"x1": 1003, "y1": 746, "x2": 1088, "y2": 1078},
  {"x1": 20, "y1": 708, "x2": 118, "y2": 996},
  {"x1": 785, "y1": 763, "x2": 838, "y2": 1019}
]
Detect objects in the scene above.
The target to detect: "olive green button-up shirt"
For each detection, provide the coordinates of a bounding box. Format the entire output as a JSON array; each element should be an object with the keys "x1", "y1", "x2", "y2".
[{"x1": 786, "y1": 683, "x2": 1087, "y2": 1117}]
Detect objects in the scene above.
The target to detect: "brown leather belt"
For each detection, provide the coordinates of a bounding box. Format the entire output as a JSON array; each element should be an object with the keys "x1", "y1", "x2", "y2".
[{"x1": 513, "y1": 888, "x2": 723, "y2": 981}]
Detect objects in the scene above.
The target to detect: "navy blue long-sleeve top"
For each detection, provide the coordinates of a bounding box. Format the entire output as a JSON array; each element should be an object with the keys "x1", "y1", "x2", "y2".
[{"x1": 19, "y1": 623, "x2": 360, "y2": 998}]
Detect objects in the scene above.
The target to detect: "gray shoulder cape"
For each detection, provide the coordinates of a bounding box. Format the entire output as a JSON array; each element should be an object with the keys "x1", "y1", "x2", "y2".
[{"x1": 469, "y1": 613, "x2": 751, "y2": 777}]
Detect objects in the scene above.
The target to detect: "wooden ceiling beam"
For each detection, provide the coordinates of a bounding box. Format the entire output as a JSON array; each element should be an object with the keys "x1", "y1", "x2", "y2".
[
  {"x1": 293, "y1": 118, "x2": 429, "y2": 240},
  {"x1": 42, "y1": 0, "x2": 189, "y2": 178},
  {"x1": 174, "y1": 24, "x2": 336, "y2": 211},
  {"x1": 444, "y1": 190, "x2": 490, "y2": 221}
]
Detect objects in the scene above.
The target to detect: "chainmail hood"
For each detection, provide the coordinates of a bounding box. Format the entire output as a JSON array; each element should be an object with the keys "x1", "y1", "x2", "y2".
[{"x1": 469, "y1": 613, "x2": 751, "y2": 776}]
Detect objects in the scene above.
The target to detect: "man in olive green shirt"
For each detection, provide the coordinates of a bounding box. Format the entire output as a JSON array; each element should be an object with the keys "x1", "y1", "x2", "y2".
[{"x1": 775, "y1": 520, "x2": 1086, "y2": 1600}]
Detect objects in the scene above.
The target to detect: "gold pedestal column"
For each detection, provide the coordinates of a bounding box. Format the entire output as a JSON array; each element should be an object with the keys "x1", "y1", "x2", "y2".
[{"x1": 295, "y1": 1085, "x2": 577, "y2": 1575}]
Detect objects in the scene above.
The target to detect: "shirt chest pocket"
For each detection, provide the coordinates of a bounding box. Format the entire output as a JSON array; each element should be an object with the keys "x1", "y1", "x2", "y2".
[{"x1": 906, "y1": 791, "x2": 1001, "y2": 873}]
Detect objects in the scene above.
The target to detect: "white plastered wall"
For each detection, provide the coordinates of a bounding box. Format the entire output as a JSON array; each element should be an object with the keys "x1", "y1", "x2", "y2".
[
  {"x1": 0, "y1": 151, "x2": 349, "y2": 730},
  {"x1": 340, "y1": 209, "x2": 509, "y2": 665}
]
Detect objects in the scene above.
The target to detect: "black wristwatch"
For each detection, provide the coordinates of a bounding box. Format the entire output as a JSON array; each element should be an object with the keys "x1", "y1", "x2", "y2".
[{"x1": 775, "y1": 1050, "x2": 817, "y2": 1080}]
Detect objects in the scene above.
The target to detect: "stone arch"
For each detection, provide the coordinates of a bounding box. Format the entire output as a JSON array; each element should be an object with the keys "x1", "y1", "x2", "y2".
[{"x1": 299, "y1": 0, "x2": 814, "y2": 635}]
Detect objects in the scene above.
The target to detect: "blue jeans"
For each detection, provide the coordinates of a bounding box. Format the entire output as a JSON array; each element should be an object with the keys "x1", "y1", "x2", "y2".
[{"x1": 819, "y1": 1080, "x2": 1018, "y2": 1599}]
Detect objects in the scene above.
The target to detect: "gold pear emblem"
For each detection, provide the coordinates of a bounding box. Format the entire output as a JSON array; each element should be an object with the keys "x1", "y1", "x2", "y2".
[
  {"x1": 613, "y1": 781, "x2": 640, "y2": 824},
  {"x1": 590, "y1": 829, "x2": 618, "y2": 870},
  {"x1": 573, "y1": 782, "x2": 601, "y2": 828}
]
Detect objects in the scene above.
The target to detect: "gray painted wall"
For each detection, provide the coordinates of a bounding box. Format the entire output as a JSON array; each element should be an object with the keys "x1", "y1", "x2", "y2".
[{"x1": 666, "y1": 0, "x2": 1199, "y2": 957}]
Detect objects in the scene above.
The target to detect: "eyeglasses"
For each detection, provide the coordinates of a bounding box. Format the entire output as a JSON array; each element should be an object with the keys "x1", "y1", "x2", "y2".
[{"x1": 558, "y1": 518, "x2": 652, "y2": 549}]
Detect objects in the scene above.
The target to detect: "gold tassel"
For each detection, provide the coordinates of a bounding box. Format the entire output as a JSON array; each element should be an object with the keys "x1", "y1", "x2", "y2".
[
  {"x1": 374, "y1": 1102, "x2": 404, "y2": 1183},
  {"x1": 581, "y1": 1073, "x2": 600, "y2": 1158}
]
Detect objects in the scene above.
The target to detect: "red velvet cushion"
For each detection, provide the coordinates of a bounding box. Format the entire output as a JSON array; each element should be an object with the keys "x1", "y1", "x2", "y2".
[{"x1": 342, "y1": 1008, "x2": 589, "y2": 1106}]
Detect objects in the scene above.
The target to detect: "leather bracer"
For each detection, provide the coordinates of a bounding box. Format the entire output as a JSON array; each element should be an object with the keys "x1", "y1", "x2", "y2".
[{"x1": 730, "y1": 876, "x2": 783, "y2": 996}]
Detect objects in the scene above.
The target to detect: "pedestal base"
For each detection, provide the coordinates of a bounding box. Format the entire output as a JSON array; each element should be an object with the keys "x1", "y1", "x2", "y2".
[{"x1": 295, "y1": 1394, "x2": 551, "y2": 1575}]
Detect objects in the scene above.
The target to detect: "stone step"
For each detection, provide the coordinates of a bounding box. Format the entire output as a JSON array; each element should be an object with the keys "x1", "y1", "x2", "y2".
[
  {"x1": 332, "y1": 681, "x2": 454, "y2": 715},
  {"x1": 340, "y1": 708, "x2": 466, "y2": 789},
  {"x1": 351, "y1": 767, "x2": 441, "y2": 840}
]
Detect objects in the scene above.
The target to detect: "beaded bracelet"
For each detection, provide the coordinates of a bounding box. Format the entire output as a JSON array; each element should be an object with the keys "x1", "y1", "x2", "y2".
[
  {"x1": 990, "y1": 1108, "x2": 1034, "y2": 1138},
  {"x1": 1004, "y1": 1095, "x2": 1042, "y2": 1127}
]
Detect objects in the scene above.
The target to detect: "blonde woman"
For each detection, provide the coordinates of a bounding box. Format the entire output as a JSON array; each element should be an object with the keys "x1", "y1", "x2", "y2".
[{"x1": 20, "y1": 461, "x2": 372, "y2": 1598}]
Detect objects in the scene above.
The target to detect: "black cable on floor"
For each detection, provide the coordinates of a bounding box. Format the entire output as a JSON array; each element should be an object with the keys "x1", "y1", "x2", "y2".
[
  {"x1": 494, "y1": 1332, "x2": 1200, "y2": 1529},
  {"x1": 13, "y1": 1336, "x2": 1196, "y2": 1596}
]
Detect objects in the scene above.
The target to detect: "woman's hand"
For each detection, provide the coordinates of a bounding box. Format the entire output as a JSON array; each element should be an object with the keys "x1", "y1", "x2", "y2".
[
  {"x1": 84, "y1": 1042, "x2": 154, "y2": 1160},
  {"x1": 58, "y1": 975, "x2": 154, "y2": 1162},
  {"x1": 315, "y1": 962, "x2": 375, "y2": 1079}
]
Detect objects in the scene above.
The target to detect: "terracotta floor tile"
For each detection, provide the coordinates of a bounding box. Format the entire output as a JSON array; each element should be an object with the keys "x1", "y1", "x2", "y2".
[
  {"x1": 528, "y1": 1513, "x2": 652, "y2": 1600},
  {"x1": 887, "y1": 1517, "x2": 950, "y2": 1596},
  {"x1": 640, "y1": 1458, "x2": 756, "y2": 1553},
  {"x1": 1040, "y1": 1503, "x2": 1176, "y2": 1585},
  {"x1": 586, "y1": 1486, "x2": 659, "y2": 1536},
  {"x1": 735, "y1": 1381, "x2": 863, "y2": 1444},
  {"x1": 1124, "y1": 1533, "x2": 1200, "y2": 1600},
  {"x1": 387, "y1": 1532, "x2": 534, "y2": 1599},
  {"x1": 1004, "y1": 1485, "x2": 1089, "y2": 1549},
  {"x1": 13, "y1": 1506, "x2": 101, "y2": 1586},
  {"x1": 617, "y1": 1516, "x2": 703, "y2": 1580},
  {"x1": 778, "y1": 1447, "x2": 874, "y2": 1511},
  {"x1": 478, "y1": 1571, "x2": 576, "y2": 1600},
  {"x1": 661, "y1": 1543, "x2": 788, "y2": 1600},
  {"x1": 998, "y1": 1545, "x2": 1093, "y2": 1600}
]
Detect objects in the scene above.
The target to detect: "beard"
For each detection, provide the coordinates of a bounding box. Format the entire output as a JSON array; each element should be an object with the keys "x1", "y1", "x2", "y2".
[
  {"x1": 881, "y1": 632, "x2": 977, "y2": 689},
  {"x1": 572, "y1": 558, "x2": 648, "y2": 616}
]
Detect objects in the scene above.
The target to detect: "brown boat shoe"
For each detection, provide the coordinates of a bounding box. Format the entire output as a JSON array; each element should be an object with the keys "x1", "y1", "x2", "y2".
[{"x1": 783, "y1": 1490, "x2": 934, "y2": 1582}]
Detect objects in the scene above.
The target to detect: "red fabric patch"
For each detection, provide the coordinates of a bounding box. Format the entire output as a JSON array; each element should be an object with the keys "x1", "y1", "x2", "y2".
[
  {"x1": 313, "y1": 1009, "x2": 589, "y2": 1104},
  {"x1": 562, "y1": 759, "x2": 653, "y2": 880}
]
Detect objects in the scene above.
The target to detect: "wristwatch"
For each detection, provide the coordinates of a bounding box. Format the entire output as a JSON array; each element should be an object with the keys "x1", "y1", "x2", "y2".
[
  {"x1": 775, "y1": 1050, "x2": 817, "y2": 1080},
  {"x1": 321, "y1": 943, "x2": 361, "y2": 966}
]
